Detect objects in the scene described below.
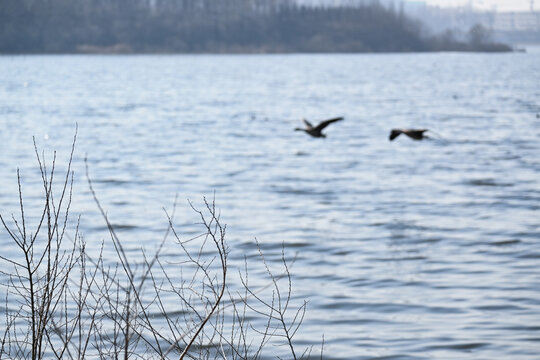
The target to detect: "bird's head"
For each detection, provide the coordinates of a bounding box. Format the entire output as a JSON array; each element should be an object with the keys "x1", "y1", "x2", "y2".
[{"x1": 389, "y1": 129, "x2": 401, "y2": 141}]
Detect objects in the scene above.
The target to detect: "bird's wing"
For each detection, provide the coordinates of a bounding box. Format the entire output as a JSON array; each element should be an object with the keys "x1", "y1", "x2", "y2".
[
  {"x1": 408, "y1": 129, "x2": 428, "y2": 135},
  {"x1": 314, "y1": 117, "x2": 344, "y2": 131},
  {"x1": 389, "y1": 129, "x2": 402, "y2": 141},
  {"x1": 302, "y1": 118, "x2": 314, "y2": 129}
]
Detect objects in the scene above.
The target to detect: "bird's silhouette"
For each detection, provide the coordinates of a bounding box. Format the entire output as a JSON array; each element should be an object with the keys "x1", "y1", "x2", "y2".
[
  {"x1": 295, "y1": 117, "x2": 344, "y2": 138},
  {"x1": 389, "y1": 128, "x2": 429, "y2": 141}
]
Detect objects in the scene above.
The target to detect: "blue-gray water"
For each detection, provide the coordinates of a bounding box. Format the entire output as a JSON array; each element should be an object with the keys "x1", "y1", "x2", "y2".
[{"x1": 1, "y1": 53, "x2": 539, "y2": 359}]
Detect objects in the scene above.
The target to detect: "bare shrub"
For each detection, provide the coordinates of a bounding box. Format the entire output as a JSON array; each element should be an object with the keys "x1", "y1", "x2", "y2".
[{"x1": 0, "y1": 134, "x2": 319, "y2": 359}]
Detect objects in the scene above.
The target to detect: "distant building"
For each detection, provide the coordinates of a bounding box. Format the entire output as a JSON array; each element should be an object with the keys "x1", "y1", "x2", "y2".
[
  {"x1": 300, "y1": 0, "x2": 540, "y2": 43},
  {"x1": 397, "y1": 0, "x2": 540, "y2": 43},
  {"x1": 494, "y1": 12, "x2": 540, "y2": 32}
]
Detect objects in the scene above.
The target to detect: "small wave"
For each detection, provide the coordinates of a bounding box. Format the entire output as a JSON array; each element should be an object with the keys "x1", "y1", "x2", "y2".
[
  {"x1": 422, "y1": 342, "x2": 489, "y2": 351},
  {"x1": 226, "y1": 169, "x2": 246, "y2": 177},
  {"x1": 491, "y1": 239, "x2": 521, "y2": 246},
  {"x1": 408, "y1": 237, "x2": 442, "y2": 244},
  {"x1": 382, "y1": 222, "x2": 432, "y2": 232},
  {"x1": 229, "y1": 132, "x2": 260, "y2": 139},
  {"x1": 497, "y1": 325, "x2": 540, "y2": 332},
  {"x1": 209, "y1": 182, "x2": 230, "y2": 188},
  {"x1": 370, "y1": 255, "x2": 427, "y2": 262},
  {"x1": 331, "y1": 317, "x2": 391, "y2": 326},
  {"x1": 111, "y1": 200, "x2": 130, "y2": 206},
  {"x1": 0, "y1": 106, "x2": 20, "y2": 115},
  {"x1": 515, "y1": 99, "x2": 540, "y2": 112},
  {"x1": 116, "y1": 103, "x2": 152, "y2": 112},
  {"x1": 80, "y1": 107, "x2": 109, "y2": 117},
  {"x1": 349, "y1": 302, "x2": 465, "y2": 314},
  {"x1": 474, "y1": 304, "x2": 524, "y2": 311},
  {"x1": 332, "y1": 249, "x2": 354, "y2": 256},
  {"x1": 372, "y1": 356, "x2": 420, "y2": 360},
  {"x1": 521, "y1": 337, "x2": 540, "y2": 342},
  {"x1": 150, "y1": 309, "x2": 188, "y2": 318},
  {"x1": 465, "y1": 178, "x2": 513, "y2": 187},
  {"x1": 94, "y1": 178, "x2": 130, "y2": 185},
  {"x1": 271, "y1": 185, "x2": 335, "y2": 197},
  {"x1": 93, "y1": 224, "x2": 139, "y2": 231},
  {"x1": 320, "y1": 301, "x2": 361, "y2": 310},
  {"x1": 517, "y1": 252, "x2": 540, "y2": 259}
]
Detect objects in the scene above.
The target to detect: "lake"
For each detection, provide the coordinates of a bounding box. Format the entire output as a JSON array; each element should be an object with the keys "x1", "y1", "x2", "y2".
[{"x1": 0, "y1": 52, "x2": 539, "y2": 359}]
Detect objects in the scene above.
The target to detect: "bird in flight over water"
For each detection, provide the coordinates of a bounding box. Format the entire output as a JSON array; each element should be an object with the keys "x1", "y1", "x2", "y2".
[
  {"x1": 295, "y1": 117, "x2": 344, "y2": 138},
  {"x1": 389, "y1": 128, "x2": 429, "y2": 141}
]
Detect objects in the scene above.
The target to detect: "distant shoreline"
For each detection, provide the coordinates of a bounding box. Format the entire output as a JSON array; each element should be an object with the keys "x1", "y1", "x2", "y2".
[
  {"x1": 2, "y1": 46, "x2": 516, "y2": 56},
  {"x1": 0, "y1": 1, "x2": 513, "y2": 55}
]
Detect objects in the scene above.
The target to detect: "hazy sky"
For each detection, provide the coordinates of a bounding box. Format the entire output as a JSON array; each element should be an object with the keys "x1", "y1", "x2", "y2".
[{"x1": 424, "y1": 0, "x2": 533, "y2": 12}]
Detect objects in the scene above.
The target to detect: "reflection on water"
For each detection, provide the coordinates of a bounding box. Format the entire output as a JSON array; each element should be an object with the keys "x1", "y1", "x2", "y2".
[{"x1": 0, "y1": 53, "x2": 539, "y2": 359}]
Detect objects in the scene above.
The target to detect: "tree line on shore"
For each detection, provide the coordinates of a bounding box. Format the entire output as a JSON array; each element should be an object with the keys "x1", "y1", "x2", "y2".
[{"x1": 0, "y1": 0, "x2": 512, "y2": 53}]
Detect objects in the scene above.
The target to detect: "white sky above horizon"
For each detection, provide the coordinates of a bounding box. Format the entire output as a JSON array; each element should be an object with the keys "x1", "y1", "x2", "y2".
[
  {"x1": 423, "y1": 0, "x2": 533, "y2": 12},
  {"x1": 313, "y1": 0, "x2": 537, "y2": 12}
]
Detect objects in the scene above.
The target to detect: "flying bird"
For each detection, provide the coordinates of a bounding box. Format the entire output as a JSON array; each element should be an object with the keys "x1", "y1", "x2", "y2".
[
  {"x1": 389, "y1": 128, "x2": 429, "y2": 141},
  {"x1": 295, "y1": 117, "x2": 344, "y2": 138}
]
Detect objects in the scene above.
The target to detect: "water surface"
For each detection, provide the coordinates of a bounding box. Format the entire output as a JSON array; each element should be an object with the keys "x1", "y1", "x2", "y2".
[{"x1": 0, "y1": 53, "x2": 539, "y2": 359}]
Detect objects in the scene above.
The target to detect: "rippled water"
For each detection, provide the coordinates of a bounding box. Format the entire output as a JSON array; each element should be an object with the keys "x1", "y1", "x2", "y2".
[{"x1": 1, "y1": 53, "x2": 539, "y2": 359}]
